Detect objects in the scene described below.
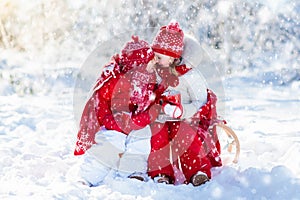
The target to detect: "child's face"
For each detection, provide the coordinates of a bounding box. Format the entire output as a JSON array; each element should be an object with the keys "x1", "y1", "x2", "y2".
[{"x1": 154, "y1": 53, "x2": 175, "y2": 68}]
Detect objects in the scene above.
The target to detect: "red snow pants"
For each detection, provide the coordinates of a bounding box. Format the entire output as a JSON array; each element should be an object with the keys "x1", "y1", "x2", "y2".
[{"x1": 147, "y1": 120, "x2": 213, "y2": 184}]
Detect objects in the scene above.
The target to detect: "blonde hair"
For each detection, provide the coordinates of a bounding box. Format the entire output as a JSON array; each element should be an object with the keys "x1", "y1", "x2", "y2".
[{"x1": 169, "y1": 58, "x2": 182, "y2": 76}]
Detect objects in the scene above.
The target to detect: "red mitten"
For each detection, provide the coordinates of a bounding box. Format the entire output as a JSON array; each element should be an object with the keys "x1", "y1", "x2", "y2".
[
  {"x1": 131, "y1": 112, "x2": 151, "y2": 128},
  {"x1": 162, "y1": 103, "x2": 183, "y2": 119}
]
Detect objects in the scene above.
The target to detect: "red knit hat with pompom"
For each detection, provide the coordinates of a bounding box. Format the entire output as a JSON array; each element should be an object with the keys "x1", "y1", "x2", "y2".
[
  {"x1": 120, "y1": 35, "x2": 154, "y2": 67},
  {"x1": 152, "y1": 20, "x2": 184, "y2": 58}
]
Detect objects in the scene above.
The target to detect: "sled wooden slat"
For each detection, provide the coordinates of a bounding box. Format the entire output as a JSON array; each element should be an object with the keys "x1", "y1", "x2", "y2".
[{"x1": 215, "y1": 123, "x2": 240, "y2": 164}]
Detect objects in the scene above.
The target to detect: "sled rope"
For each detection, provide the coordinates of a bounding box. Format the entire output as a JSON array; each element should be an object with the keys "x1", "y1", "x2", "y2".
[{"x1": 215, "y1": 123, "x2": 240, "y2": 164}]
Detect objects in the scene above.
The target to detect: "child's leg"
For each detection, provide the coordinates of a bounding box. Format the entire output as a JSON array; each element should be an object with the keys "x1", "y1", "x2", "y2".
[
  {"x1": 118, "y1": 125, "x2": 152, "y2": 178},
  {"x1": 148, "y1": 122, "x2": 174, "y2": 181},
  {"x1": 79, "y1": 152, "x2": 112, "y2": 186},
  {"x1": 179, "y1": 144, "x2": 212, "y2": 181},
  {"x1": 79, "y1": 129, "x2": 127, "y2": 186},
  {"x1": 172, "y1": 122, "x2": 212, "y2": 182}
]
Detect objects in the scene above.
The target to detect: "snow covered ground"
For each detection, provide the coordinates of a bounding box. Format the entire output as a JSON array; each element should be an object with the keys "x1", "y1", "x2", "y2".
[
  {"x1": 1, "y1": 0, "x2": 300, "y2": 199},
  {"x1": 0, "y1": 53, "x2": 299, "y2": 199}
]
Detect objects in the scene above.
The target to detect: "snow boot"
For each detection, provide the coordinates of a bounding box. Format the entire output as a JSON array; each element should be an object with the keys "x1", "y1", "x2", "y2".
[
  {"x1": 154, "y1": 174, "x2": 171, "y2": 184},
  {"x1": 128, "y1": 172, "x2": 148, "y2": 182},
  {"x1": 190, "y1": 171, "x2": 209, "y2": 186}
]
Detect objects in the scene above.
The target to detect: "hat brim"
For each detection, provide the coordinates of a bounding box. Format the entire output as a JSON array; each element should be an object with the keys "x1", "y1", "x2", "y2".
[{"x1": 152, "y1": 47, "x2": 181, "y2": 59}]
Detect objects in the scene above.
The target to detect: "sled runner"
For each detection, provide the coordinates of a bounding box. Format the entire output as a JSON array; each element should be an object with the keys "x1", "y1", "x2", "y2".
[{"x1": 215, "y1": 122, "x2": 240, "y2": 164}]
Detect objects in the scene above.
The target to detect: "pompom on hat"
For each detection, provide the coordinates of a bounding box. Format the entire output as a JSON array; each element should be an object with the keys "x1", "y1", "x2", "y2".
[
  {"x1": 120, "y1": 35, "x2": 154, "y2": 67},
  {"x1": 152, "y1": 20, "x2": 184, "y2": 58}
]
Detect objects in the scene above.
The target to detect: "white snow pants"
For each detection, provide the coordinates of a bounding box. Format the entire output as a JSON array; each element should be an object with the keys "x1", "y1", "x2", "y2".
[{"x1": 79, "y1": 126, "x2": 151, "y2": 186}]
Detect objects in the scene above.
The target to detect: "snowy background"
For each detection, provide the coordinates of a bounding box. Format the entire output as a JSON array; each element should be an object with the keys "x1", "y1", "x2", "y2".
[{"x1": 0, "y1": 0, "x2": 300, "y2": 199}]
